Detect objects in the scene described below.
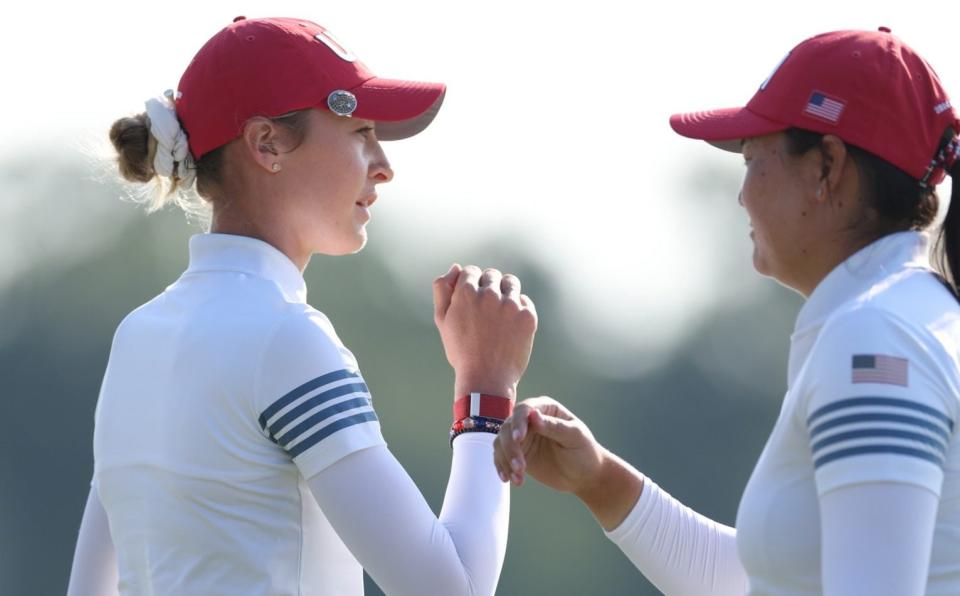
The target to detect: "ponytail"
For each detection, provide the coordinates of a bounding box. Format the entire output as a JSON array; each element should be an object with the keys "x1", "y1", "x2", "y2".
[
  {"x1": 109, "y1": 112, "x2": 205, "y2": 217},
  {"x1": 937, "y1": 162, "x2": 960, "y2": 297}
]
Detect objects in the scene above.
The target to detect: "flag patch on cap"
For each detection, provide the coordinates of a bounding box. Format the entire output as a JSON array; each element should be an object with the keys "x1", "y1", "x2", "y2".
[
  {"x1": 852, "y1": 354, "x2": 908, "y2": 387},
  {"x1": 803, "y1": 92, "x2": 845, "y2": 124}
]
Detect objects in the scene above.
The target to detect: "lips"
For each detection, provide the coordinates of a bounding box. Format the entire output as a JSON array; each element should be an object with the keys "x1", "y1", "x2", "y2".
[{"x1": 356, "y1": 194, "x2": 378, "y2": 208}]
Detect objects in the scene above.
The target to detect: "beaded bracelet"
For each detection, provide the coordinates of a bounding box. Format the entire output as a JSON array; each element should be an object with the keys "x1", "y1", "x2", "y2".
[{"x1": 449, "y1": 415, "x2": 504, "y2": 447}]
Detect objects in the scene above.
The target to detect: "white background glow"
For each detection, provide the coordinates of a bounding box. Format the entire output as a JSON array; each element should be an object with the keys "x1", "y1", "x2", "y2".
[{"x1": 3, "y1": 0, "x2": 956, "y2": 371}]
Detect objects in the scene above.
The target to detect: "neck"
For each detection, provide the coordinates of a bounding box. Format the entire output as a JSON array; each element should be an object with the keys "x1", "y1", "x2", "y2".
[
  {"x1": 210, "y1": 208, "x2": 310, "y2": 272},
  {"x1": 791, "y1": 231, "x2": 880, "y2": 298}
]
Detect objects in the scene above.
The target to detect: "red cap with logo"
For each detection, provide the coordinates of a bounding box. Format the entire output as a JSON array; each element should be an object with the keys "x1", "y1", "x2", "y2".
[
  {"x1": 175, "y1": 16, "x2": 446, "y2": 159},
  {"x1": 670, "y1": 28, "x2": 960, "y2": 187}
]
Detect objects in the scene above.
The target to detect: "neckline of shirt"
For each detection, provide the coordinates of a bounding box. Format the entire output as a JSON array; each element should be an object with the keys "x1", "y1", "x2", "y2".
[
  {"x1": 185, "y1": 233, "x2": 308, "y2": 303},
  {"x1": 792, "y1": 231, "x2": 931, "y2": 341}
]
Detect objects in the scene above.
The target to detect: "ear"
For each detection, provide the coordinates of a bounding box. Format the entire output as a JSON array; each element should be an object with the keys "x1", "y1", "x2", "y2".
[
  {"x1": 817, "y1": 134, "x2": 852, "y2": 202},
  {"x1": 240, "y1": 117, "x2": 282, "y2": 174}
]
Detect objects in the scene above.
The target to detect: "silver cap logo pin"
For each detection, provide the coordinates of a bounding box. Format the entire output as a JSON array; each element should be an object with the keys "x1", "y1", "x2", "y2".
[{"x1": 327, "y1": 90, "x2": 358, "y2": 117}]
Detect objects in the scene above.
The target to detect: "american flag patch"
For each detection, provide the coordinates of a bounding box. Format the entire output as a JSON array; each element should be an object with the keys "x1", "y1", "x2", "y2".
[
  {"x1": 803, "y1": 92, "x2": 845, "y2": 123},
  {"x1": 852, "y1": 354, "x2": 908, "y2": 386}
]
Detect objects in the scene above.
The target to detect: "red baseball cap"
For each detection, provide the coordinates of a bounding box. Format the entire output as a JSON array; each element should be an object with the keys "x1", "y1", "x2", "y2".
[
  {"x1": 670, "y1": 28, "x2": 959, "y2": 186},
  {"x1": 175, "y1": 16, "x2": 446, "y2": 159}
]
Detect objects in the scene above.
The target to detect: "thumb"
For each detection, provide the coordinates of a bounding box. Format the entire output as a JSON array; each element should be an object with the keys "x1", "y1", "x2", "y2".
[
  {"x1": 433, "y1": 263, "x2": 461, "y2": 321},
  {"x1": 528, "y1": 408, "x2": 582, "y2": 446}
]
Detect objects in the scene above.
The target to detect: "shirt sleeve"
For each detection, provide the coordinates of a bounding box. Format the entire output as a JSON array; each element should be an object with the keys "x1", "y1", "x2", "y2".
[
  {"x1": 820, "y1": 481, "x2": 939, "y2": 595},
  {"x1": 800, "y1": 307, "x2": 957, "y2": 497},
  {"x1": 308, "y1": 435, "x2": 509, "y2": 596},
  {"x1": 604, "y1": 479, "x2": 748, "y2": 596},
  {"x1": 254, "y1": 308, "x2": 386, "y2": 479}
]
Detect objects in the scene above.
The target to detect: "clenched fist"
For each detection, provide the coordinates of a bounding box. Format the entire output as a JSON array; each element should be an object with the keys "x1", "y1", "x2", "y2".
[{"x1": 432, "y1": 264, "x2": 538, "y2": 400}]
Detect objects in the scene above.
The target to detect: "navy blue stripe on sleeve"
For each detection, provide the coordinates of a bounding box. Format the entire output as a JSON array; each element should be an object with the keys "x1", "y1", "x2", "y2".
[
  {"x1": 267, "y1": 382, "x2": 369, "y2": 441},
  {"x1": 811, "y1": 428, "x2": 947, "y2": 457},
  {"x1": 809, "y1": 412, "x2": 951, "y2": 443},
  {"x1": 814, "y1": 445, "x2": 944, "y2": 469},
  {"x1": 807, "y1": 396, "x2": 954, "y2": 430},
  {"x1": 807, "y1": 395, "x2": 951, "y2": 471},
  {"x1": 276, "y1": 396, "x2": 374, "y2": 448},
  {"x1": 288, "y1": 411, "x2": 380, "y2": 458},
  {"x1": 259, "y1": 369, "x2": 361, "y2": 430}
]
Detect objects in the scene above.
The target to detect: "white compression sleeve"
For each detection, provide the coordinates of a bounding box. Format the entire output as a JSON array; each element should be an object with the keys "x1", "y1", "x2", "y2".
[
  {"x1": 66, "y1": 487, "x2": 119, "y2": 596},
  {"x1": 308, "y1": 434, "x2": 508, "y2": 596},
  {"x1": 820, "y1": 482, "x2": 938, "y2": 596},
  {"x1": 605, "y1": 479, "x2": 748, "y2": 596}
]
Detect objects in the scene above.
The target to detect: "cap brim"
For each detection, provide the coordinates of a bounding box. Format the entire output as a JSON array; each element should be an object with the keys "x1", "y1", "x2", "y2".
[
  {"x1": 669, "y1": 107, "x2": 789, "y2": 152},
  {"x1": 348, "y1": 78, "x2": 446, "y2": 141}
]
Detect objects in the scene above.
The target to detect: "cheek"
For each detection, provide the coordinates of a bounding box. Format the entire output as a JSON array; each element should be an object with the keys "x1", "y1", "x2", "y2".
[
  {"x1": 328, "y1": 150, "x2": 368, "y2": 196},
  {"x1": 740, "y1": 167, "x2": 764, "y2": 218},
  {"x1": 309, "y1": 144, "x2": 362, "y2": 181}
]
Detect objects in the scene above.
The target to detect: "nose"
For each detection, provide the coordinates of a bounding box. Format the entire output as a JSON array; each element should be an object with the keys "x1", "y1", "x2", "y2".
[{"x1": 370, "y1": 140, "x2": 394, "y2": 184}]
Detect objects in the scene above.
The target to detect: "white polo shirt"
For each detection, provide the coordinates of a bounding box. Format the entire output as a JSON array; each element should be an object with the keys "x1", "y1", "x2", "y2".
[
  {"x1": 93, "y1": 233, "x2": 385, "y2": 595},
  {"x1": 736, "y1": 231, "x2": 960, "y2": 593},
  {"x1": 606, "y1": 231, "x2": 960, "y2": 595}
]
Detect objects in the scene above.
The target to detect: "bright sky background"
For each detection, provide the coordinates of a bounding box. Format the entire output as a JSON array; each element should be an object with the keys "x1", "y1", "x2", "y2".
[{"x1": 3, "y1": 0, "x2": 957, "y2": 372}]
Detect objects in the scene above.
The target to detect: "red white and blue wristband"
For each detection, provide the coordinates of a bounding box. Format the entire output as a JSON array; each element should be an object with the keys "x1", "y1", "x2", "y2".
[
  {"x1": 453, "y1": 392, "x2": 513, "y2": 422},
  {"x1": 449, "y1": 393, "x2": 513, "y2": 446}
]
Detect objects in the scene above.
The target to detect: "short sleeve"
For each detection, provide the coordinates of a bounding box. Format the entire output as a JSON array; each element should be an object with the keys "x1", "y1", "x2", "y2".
[
  {"x1": 799, "y1": 308, "x2": 956, "y2": 497},
  {"x1": 254, "y1": 308, "x2": 385, "y2": 479}
]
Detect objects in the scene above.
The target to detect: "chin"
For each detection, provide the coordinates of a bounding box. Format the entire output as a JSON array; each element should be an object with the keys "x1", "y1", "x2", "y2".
[
  {"x1": 349, "y1": 236, "x2": 368, "y2": 255},
  {"x1": 752, "y1": 248, "x2": 772, "y2": 278},
  {"x1": 343, "y1": 230, "x2": 368, "y2": 255},
  {"x1": 316, "y1": 232, "x2": 368, "y2": 256}
]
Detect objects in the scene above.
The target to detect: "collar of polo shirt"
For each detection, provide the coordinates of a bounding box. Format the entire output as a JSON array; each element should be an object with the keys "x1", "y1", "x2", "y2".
[
  {"x1": 186, "y1": 234, "x2": 308, "y2": 303},
  {"x1": 794, "y1": 231, "x2": 931, "y2": 337}
]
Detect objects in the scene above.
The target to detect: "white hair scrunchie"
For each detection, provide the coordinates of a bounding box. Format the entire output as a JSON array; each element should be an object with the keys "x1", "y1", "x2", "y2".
[{"x1": 144, "y1": 91, "x2": 196, "y2": 188}]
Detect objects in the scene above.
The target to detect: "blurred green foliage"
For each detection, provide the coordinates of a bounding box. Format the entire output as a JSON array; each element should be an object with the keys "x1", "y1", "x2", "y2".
[{"x1": 0, "y1": 155, "x2": 802, "y2": 595}]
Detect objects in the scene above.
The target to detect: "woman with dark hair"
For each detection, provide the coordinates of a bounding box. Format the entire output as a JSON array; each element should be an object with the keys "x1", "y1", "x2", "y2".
[
  {"x1": 67, "y1": 16, "x2": 537, "y2": 596},
  {"x1": 495, "y1": 28, "x2": 960, "y2": 595}
]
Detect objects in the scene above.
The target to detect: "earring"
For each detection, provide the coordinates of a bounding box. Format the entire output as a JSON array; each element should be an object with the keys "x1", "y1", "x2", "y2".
[{"x1": 271, "y1": 163, "x2": 281, "y2": 172}]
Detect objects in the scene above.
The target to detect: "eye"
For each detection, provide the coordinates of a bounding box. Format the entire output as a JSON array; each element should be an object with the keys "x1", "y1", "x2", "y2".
[{"x1": 356, "y1": 125, "x2": 375, "y2": 137}]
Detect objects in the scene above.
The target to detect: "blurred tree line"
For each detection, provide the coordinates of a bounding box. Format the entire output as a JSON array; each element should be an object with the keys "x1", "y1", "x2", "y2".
[{"x1": 0, "y1": 154, "x2": 802, "y2": 595}]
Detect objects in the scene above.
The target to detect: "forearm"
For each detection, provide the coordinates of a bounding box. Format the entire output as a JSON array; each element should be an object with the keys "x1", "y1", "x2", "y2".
[
  {"x1": 310, "y1": 438, "x2": 508, "y2": 596},
  {"x1": 438, "y1": 433, "x2": 510, "y2": 593},
  {"x1": 820, "y1": 483, "x2": 938, "y2": 595},
  {"x1": 574, "y1": 448, "x2": 644, "y2": 530},
  {"x1": 605, "y1": 479, "x2": 748, "y2": 596}
]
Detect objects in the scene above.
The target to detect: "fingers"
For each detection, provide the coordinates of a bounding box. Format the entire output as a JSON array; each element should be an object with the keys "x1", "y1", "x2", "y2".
[
  {"x1": 456, "y1": 265, "x2": 482, "y2": 292},
  {"x1": 494, "y1": 410, "x2": 528, "y2": 485},
  {"x1": 528, "y1": 409, "x2": 580, "y2": 444},
  {"x1": 432, "y1": 263, "x2": 462, "y2": 322},
  {"x1": 501, "y1": 274, "x2": 521, "y2": 304},
  {"x1": 451, "y1": 266, "x2": 523, "y2": 306},
  {"x1": 478, "y1": 268, "x2": 503, "y2": 299},
  {"x1": 492, "y1": 399, "x2": 548, "y2": 485},
  {"x1": 519, "y1": 294, "x2": 538, "y2": 329},
  {"x1": 443, "y1": 264, "x2": 536, "y2": 393},
  {"x1": 493, "y1": 396, "x2": 582, "y2": 486}
]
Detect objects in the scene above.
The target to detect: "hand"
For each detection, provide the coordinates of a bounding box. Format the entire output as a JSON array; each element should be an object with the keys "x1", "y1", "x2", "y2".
[
  {"x1": 493, "y1": 396, "x2": 603, "y2": 490},
  {"x1": 433, "y1": 264, "x2": 538, "y2": 400},
  {"x1": 493, "y1": 396, "x2": 644, "y2": 530}
]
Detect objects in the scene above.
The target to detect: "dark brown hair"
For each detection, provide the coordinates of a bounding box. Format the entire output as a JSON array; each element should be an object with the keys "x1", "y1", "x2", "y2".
[{"x1": 783, "y1": 127, "x2": 959, "y2": 296}]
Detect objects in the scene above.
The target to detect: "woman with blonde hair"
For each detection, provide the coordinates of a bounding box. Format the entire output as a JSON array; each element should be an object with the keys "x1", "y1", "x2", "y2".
[{"x1": 67, "y1": 16, "x2": 537, "y2": 595}]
